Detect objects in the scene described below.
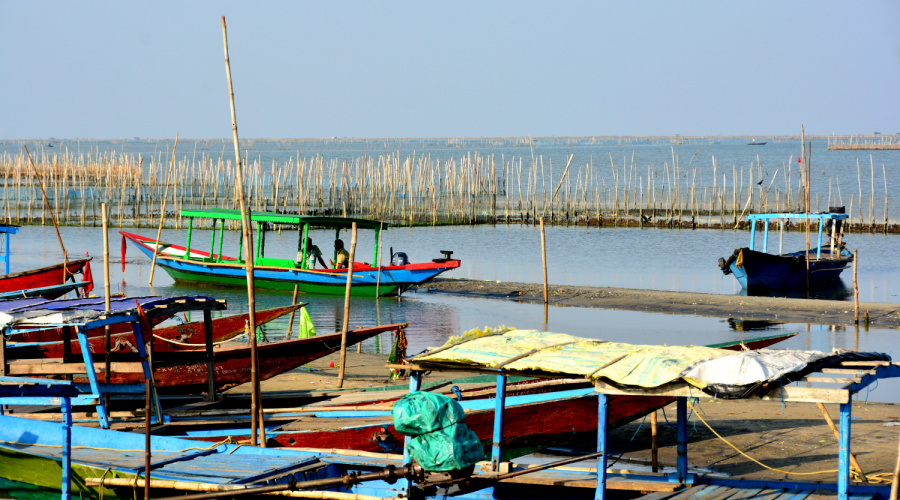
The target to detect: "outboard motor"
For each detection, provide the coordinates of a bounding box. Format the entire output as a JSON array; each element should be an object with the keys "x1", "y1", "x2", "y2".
[{"x1": 391, "y1": 252, "x2": 409, "y2": 266}]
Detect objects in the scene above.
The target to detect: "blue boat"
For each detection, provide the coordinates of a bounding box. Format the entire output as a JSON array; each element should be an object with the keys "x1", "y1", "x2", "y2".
[
  {"x1": 121, "y1": 209, "x2": 460, "y2": 297},
  {"x1": 718, "y1": 211, "x2": 853, "y2": 291}
]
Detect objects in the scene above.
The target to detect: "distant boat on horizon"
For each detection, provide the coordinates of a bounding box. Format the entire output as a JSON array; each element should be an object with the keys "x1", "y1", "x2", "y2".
[{"x1": 747, "y1": 139, "x2": 767, "y2": 145}]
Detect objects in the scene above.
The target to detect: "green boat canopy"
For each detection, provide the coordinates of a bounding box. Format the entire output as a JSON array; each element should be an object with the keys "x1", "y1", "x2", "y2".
[{"x1": 180, "y1": 208, "x2": 389, "y2": 231}]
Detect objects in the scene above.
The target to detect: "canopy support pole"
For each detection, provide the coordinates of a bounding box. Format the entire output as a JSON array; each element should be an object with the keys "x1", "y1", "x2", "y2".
[
  {"x1": 491, "y1": 373, "x2": 507, "y2": 471},
  {"x1": 676, "y1": 397, "x2": 688, "y2": 484},
  {"x1": 595, "y1": 392, "x2": 608, "y2": 500},
  {"x1": 76, "y1": 325, "x2": 109, "y2": 429}
]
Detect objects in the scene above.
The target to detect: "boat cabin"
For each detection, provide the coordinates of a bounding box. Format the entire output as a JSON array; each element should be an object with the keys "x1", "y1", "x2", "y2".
[{"x1": 179, "y1": 209, "x2": 388, "y2": 270}]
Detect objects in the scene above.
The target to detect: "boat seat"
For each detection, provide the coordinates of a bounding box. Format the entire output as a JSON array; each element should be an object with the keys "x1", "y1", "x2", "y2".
[{"x1": 255, "y1": 257, "x2": 297, "y2": 269}]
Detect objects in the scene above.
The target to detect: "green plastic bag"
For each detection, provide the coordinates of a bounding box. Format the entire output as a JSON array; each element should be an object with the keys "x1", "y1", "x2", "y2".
[
  {"x1": 392, "y1": 391, "x2": 465, "y2": 435},
  {"x1": 297, "y1": 306, "x2": 317, "y2": 338},
  {"x1": 407, "y1": 423, "x2": 485, "y2": 471},
  {"x1": 392, "y1": 392, "x2": 484, "y2": 471}
]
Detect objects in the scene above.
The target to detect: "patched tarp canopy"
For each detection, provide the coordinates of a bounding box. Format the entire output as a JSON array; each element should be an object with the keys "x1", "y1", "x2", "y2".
[{"x1": 408, "y1": 329, "x2": 891, "y2": 398}]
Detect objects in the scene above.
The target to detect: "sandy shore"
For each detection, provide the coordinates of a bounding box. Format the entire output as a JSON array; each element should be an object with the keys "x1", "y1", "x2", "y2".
[{"x1": 413, "y1": 278, "x2": 900, "y2": 328}]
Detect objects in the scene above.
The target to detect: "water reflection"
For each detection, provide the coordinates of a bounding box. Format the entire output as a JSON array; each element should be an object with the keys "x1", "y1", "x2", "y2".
[
  {"x1": 740, "y1": 279, "x2": 854, "y2": 301},
  {"x1": 726, "y1": 318, "x2": 784, "y2": 331}
]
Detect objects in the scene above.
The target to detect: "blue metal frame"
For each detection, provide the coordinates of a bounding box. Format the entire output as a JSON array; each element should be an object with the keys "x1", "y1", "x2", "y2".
[
  {"x1": 746, "y1": 212, "x2": 849, "y2": 256},
  {"x1": 0, "y1": 224, "x2": 18, "y2": 275},
  {"x1": 491, "y1": 373, "x2": 507, "y2": 471},
  {"x1": 0, "y1": 377, "x2": 77, "y2": 500}
]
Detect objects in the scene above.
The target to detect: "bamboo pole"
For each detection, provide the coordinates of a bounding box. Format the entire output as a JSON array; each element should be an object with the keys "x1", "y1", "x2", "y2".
[
  {"x1": 853, "y1": 250, "x2": 859, "y2": 323},
  {"x1": 891, "y1": 432, "x2": 900, "y2": 500},
  {"x1": 221, "y1": 16, "x2": 261, "y2": 447},
  {"x1": 651, "y1": 411, "x2": 658, "y2": 473},
  {"x1": 815, "y1": 402, "x2": 867, "y2": 482},
  {"x1": 337, "y1": 223, "x2": 358, "y2": 388},
  {"x1": 103, "y1": 204, "x2": 111, "y2": 408},
  {"x1": 149, "y1": 134, "x2": 178, "y2": 285}
]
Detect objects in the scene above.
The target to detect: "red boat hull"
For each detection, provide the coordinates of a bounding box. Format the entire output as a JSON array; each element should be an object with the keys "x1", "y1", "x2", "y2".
[{"x1": 0, "y1": 258, "x2": 90, "y2": 295}]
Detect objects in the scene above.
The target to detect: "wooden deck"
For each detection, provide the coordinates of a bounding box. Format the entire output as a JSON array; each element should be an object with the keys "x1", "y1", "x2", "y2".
[{"x1": 639, "y1": 484, "x2": 877, "y2": 499}]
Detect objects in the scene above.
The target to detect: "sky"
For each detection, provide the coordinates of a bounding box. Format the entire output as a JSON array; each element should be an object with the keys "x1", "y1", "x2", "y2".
[{"x1": 1, "y1": 1, "x2": 899, "y2": 139}]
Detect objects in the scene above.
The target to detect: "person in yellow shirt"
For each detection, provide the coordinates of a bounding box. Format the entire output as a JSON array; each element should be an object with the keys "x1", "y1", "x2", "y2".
[{"x1": 333, "y1": 239, "x2": 350, "y2": 268}]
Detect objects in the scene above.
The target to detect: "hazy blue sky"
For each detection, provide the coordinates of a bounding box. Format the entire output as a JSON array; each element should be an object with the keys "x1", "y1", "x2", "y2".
[{"x1": 2, "y1": 1, "x2": 898, "y2": 139}]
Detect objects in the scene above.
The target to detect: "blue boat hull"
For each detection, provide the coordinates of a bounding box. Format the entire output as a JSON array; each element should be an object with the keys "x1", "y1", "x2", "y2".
[{"x1": 722, "y1": 247, "x2": 853, "y2": 291}]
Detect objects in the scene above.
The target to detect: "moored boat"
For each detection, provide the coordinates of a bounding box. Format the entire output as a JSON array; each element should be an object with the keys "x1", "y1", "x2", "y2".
[
  {"x1": 718, "y1": 211, "x2": 853, "y2": 291},
  {"x1": 55, "y1": 323, "x2": 405, "y2": 394},
  {"x1": 120, "y1": 209, "x2": 461, "y2": 297},
  {"x1": 0, "y1": 258, "x2": 92, "y2": 298}
]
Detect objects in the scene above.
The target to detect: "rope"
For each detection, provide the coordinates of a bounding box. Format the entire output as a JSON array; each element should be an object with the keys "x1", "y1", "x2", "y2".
[
  {"x1": 152, "y1": 333, "x2": 239, "y2": 348},
  {"x1": 685, "y1": 399, "x2": 890, "y2": 482},
  {"x1": 0, "y1": 437, "x2": 232, "y2": 455}
]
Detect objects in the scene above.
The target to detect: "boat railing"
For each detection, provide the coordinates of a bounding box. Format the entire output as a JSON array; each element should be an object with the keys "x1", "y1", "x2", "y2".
[{"x1": 747, "y1": 212, "x2": 850, "y2": 260}]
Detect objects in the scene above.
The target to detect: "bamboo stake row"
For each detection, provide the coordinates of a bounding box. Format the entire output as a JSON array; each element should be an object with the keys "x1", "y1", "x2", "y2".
[{"x1": 0, "y1": 149, "x2": 896, "y2": 232}]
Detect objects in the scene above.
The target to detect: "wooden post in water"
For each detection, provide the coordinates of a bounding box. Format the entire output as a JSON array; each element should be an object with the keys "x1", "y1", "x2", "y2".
[
  {"x1": 853, "y1": 250, "x2": 859, "y2": 324},
  {"x1": 540, "y1": 217, "x2": 548, "y2": 305},
  {"x1": 338, "y1": 222, "x2": 358, "y2": 388},
  {"x1": 149, "y1": 134, "x2": 178, "y2": 285},
  {"x1": 285, "y1": 285, "x2": 299, "y2": 339},
  {"x1": 221, "y1": 16, "x2": 261, "y2": 446}
]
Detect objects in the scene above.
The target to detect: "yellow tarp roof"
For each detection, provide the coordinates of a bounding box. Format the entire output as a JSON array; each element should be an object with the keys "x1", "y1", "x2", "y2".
[{"x1": 411, "y1": 329, "x2": 730, "y2": 388}]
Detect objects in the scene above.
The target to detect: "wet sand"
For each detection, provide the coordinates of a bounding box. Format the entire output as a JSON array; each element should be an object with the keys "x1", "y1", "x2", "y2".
[{"x1": 414, "y1": 278, "x2": 900, "y2": 328}]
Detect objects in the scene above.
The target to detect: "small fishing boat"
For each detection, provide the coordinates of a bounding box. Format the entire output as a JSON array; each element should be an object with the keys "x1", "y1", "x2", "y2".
[
  {"x1": 121, "y1": 209, "x2": 460, "y2": 297},
  {"x1": 5, "y1": 304, "x2": 303, "y2": 358},
  {"x1": 171, "y1": 332, "x2": 795, "y2": 457},
  {"x1": 718, "y1": 211, "x2": 853, "y2": 291},
  {"x1": 25, "y1": 323, "x2": 406, "y2": 394},
  {"x1": 747, "y1": 139, "x2": 767, "y2": 145}
]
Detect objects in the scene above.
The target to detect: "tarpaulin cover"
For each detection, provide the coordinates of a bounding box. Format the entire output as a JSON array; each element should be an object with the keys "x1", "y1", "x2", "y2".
[
  {"x1": 392, "y1": 392, "x2": 484, "y2": 471},
  {"x1": 412, "y1": 329, "x2": 730, "y2": 388},
  {"x1": 410, "y1": 329, "x2": 891, "y2": 397}
]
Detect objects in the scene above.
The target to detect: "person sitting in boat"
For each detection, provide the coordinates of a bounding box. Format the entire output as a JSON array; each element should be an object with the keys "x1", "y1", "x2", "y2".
[
  {"x1": 297, "y1": 238, "x2": 327, "y2": 269},
  {"x1": 333, "y1": 239, "x2": 350, "y2": 269}
]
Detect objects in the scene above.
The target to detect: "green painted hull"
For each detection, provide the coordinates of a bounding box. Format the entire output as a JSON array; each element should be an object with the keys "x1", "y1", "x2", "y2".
[{"x1": 0, "y1": 447, "x2": 133, "y2": 500}]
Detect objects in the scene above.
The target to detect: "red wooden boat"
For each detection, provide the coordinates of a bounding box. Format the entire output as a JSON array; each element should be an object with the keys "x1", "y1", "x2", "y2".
[
  {"x1": 6, "y1": 304, "x2": 302, "y2": 359},
  {"x1": 0, "y1": 258, "x2": 91, "y2": 298},
  {"x1": 179, "y1": 332, "x2": 795, "y2": 457},
  {"x1": 65, "y1": 323, "x2": 405, "y2": 394}
]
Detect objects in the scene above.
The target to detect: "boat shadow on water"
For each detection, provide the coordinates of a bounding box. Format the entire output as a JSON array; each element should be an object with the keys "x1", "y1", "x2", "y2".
[{"x1": 738, "y1": 278, "x2": 853, "y2": 301}]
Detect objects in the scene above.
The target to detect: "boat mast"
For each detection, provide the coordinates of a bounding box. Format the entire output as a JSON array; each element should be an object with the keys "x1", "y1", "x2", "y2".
[{"x1": 222, "y1": 16, "x2": 263, "y2": 447}]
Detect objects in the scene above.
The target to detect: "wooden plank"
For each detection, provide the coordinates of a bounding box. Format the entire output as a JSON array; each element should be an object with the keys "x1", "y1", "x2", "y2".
[
  {"x1": 592, "y1": 380, "x2": 850, "y2": 404},
  {"x1": 6, "y1": 360, "x2": 145, "y2": 375},
  {"x1": 820, "y1": 368, "x2": 876, "y2": 375},
  {"x1": 806, "y1": 376, "x2": 860, "y2": 384}
]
